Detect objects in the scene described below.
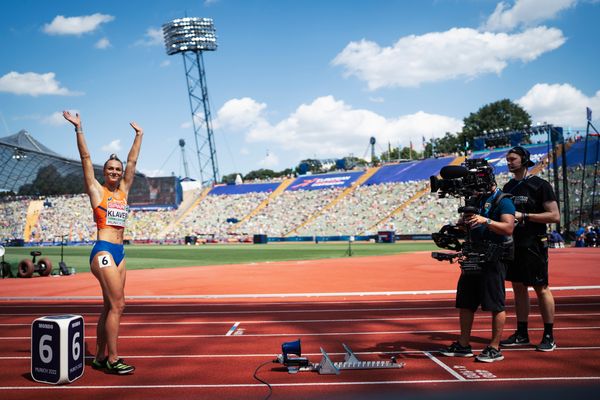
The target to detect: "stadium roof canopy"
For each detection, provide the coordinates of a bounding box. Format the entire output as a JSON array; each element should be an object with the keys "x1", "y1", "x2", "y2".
[{"x1": 0, "y1": 130, "x2": 144, "y2": 194}]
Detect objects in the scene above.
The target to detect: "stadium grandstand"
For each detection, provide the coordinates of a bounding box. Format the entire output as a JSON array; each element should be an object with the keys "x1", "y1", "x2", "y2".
[
  {"x1": 0, "y1": 130, "x2": 182, "y2": 244},
  {"x1": 0, "y1": 129, "x2": 598, "y2": 246}
]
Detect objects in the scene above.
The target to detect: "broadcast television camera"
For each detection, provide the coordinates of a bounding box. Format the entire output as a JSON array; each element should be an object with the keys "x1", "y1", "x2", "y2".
[
  {"x1": 429, "y1": 158, "x2": 513, "y2": 274},
  {"x1": 429, "y1": 158, "x2": 495, "y2": 199}
]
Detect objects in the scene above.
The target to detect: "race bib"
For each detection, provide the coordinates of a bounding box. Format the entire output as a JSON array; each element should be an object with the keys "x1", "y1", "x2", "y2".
[
  {"x1": 98, "y1": 254, "x2": 112, "y2": 268},
  {"x1": 106, "y1": 201, "x2": 129, "y2": 227}
]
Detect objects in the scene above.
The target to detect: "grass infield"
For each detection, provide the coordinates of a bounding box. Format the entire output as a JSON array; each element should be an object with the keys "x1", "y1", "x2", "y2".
[{"x1": 1, "y1": 242, "x2": 437, "y2": 274}]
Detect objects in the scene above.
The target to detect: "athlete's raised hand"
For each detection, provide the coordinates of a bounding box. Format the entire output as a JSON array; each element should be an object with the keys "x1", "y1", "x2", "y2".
[
  {"x1": 63, "y1": 111, "x2": 81, "y2": 128},
  {"x1": 129, "y1": 121, "x2": 143, "y2": 134}
]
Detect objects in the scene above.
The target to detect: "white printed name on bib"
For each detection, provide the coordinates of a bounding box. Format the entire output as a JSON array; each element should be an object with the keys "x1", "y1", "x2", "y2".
[
  {"x1": 106, "y1": 201, "x2": 129, "y2": 227},
  {"x1": 98, "y1": 255, "x2": 112, "y2": 268}
]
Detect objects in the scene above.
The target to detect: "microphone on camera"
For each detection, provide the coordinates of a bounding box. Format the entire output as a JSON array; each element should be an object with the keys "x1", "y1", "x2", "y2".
[{"x1": 440, "y1": 165, "x2": 468, "y2": 179}]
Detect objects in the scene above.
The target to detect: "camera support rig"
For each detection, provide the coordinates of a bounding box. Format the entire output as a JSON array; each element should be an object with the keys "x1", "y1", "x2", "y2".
[{"x1": 429, "y1": 158, "x2": 505, "y2": 274}]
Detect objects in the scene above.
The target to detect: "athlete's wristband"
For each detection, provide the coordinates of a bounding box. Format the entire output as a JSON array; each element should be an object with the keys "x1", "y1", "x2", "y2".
[{"x1": 523, "y1": 213, "x2": 529, "y2": 222}]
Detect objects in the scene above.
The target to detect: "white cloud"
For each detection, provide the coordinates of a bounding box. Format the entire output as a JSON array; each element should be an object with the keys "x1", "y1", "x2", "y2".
[
  {"x1": 95, "y1": 37, "x2": 111, "y2": 49},
  {"x1": 101, "y1": 139, "x2": 122, "y2": 153},
  {"x1": 517, "y1": 83, "x2": 600, "y2": 127},
  {"x1": 41, "y1": 111, "x2": 78, "y2": 126},
  {"x1": 12, "y1": 114, "x2": 41, "y2": 121},
  {"x1": 135, "y1": 28, "x2": 163, "y2": 46},
  {"x1": 332, "y1": 27, "x2": 565, "y2": 90},
  {"x1": 0, "y1": 71, "x2": 80, "y2": 96},
  {"x1": 482, "y1": 0, "x2": 577, "y2": 32},
  {"x1": 258, "y1": 151, "x2": 279, "y2": 168},
  {"x1": 180, "y1": 114, "x2": 205, "y2": 129},
  {"x1": 214, "y1": 97, "x2": 267, "y2": 130},
  {"x1": 216, "y1": 96, "x2": 463, "y2": 159},
  {"x1": 43, "y1": 13, "x2": 115, "y2": 36},
  {"x1": 160, "y1": 60, "x2": 171, "y2": 68},
  {"x1": 369, "y1": 97, "x2": 385, "y2": 103}
]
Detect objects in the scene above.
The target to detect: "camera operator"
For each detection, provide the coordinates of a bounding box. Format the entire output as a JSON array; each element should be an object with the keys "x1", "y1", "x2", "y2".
[
  {"x1": 500, "y1": 146, "x2": 560, "y2": 352},
  {"x1": 440, "y1": 181, "x2": 515, "y2": 362}
]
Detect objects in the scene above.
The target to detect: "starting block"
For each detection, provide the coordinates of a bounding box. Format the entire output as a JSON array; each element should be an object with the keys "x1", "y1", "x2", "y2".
[
  {"x1": 277, "y1": 339, "x2": 404, "y2": 375},
  {"x1": 31, "y1": 315, "x2": 85, "y2": 384},
  {"x1": 317, "y1": 344, "x2": 404, "y2": 375}
]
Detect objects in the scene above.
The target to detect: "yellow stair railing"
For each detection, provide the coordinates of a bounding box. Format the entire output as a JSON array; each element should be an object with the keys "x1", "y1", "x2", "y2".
[
  {"x1": 285, "y1": 167, "x2": 381, "y2": 236},
  {"x1": 24, "y1": 200, "x2": 44, "y2": 242},
  {"x1": 162, "y1": 186, "x2": 211, "y2": 236},
  {"x1": 361, "y1": 155, "x2": 464, "y2": 234},
  {"x1": 229, "y1": 178, "x2": 296, "y2": 232},
  {"x1": 362, "y1": 185, "x2": 430, "y2": 235}
]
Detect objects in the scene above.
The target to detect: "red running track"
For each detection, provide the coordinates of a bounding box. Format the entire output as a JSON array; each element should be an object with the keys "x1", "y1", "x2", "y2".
[{"x1": 0, "y1": 248, "x2": 599, "y2": 399}]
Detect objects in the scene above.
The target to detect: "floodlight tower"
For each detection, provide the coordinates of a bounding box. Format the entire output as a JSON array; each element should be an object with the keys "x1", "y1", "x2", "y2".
[
  {"x1": 163, "y1": 17, "x2": 219, "y2": 184},
  {"x1": 179, "y1": 139, "x2": 190, "y2": 178},
  {"x1": 370, "y1": 137, "x2": 376, "y2": 163}
]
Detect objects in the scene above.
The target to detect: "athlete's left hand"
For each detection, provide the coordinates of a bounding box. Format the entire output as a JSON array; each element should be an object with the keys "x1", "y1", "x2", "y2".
[{"x1": 130, "y1": 121, "x2": 143, "y2": 134}]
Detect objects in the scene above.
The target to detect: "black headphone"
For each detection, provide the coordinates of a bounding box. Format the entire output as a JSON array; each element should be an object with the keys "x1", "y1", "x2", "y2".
[{"x1": 508, "y1": 146, "x2": 535, "y2": 168}]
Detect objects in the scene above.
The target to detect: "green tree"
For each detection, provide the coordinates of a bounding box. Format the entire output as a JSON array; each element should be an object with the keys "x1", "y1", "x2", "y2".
[
  {"x1": 398, "y1": 146, "x2": 422, "y2": 160},
  {"x1": 19, "y1": 164, "x2": 77, "y2": 195},
  {"x1": 423, "y1": 141, "x2": 434, "y2": 158},
  {"x1": 221, "y1": 172, "x2": 242, "y2": 184},
  {"x1": 274, "y1": 168, "x2": 294, "y2": 178},
  {"x1": 243, "y1": 168, "x2": 276, "y2": 181},
  {"x1": 432, "y1": 132, "x2": 463, "y2": 155},
  {"x1": 462, "y1": 99, "x2": 531, "y2": 150},
  {"x1": 380, "y1": 147, "x2": 400, "y2": 162}
]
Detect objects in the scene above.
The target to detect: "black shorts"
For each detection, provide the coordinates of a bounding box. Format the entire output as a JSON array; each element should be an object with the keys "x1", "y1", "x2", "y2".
[
  {"x1": 506, "y1": 239, "x2": 549, "y2": 286},
  {"x1": 456, "y1": 260, "x2": 507, "y2": 312}
]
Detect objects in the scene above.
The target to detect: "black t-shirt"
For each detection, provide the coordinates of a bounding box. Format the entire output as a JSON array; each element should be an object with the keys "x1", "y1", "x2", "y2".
[{"x1": 503, "y1": 175, "x2": 557, "y2": 243}]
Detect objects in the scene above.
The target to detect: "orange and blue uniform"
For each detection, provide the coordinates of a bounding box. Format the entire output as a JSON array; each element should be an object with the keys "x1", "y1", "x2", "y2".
[
  {"x1": 94, "y1": 187, "x2": 129, "y2": 229},
  {"x1": 89, "y1": 187, "x2": 129, "y2": 266}
]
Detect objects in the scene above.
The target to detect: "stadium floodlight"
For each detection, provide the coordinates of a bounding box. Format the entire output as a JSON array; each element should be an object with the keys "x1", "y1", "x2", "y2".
[
  {"x1": 12, "y1": 148, "x2": 26, "y2": 161},
  {"x1": 163, "y1": 17, "x2": 217, "y2": 55},
  {"x1": 163, "y1": 17, "x2": 219, "y2": 184}
]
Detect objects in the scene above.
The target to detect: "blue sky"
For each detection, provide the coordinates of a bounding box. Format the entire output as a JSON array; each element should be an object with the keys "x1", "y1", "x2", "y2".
[{"x1": 1, "y1": 0, "x2": 599, "y2": 182}]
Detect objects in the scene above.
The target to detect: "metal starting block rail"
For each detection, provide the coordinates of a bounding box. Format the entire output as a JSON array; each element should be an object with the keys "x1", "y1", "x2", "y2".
[
  {"x1": 283, "y1": 343, "x2": 405, "y2": 375},
  {"x1": 317, "y1": 344, "x2": 404, "y2": 375}
]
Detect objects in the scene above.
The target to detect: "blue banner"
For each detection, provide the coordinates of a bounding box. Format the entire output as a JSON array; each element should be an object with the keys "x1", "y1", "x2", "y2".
[
  {"x1": 209, "y1": 182, "x2": 280, "y2": 195},
  {"x1": 287, "y1": 171, "x2": 364, "y2": 191}
]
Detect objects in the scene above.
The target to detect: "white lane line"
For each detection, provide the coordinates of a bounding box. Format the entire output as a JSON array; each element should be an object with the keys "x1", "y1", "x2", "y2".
[
  {"x1": 4, "y1": 311, "x2": 600, "y2": 327},
  {"x1": 0, "y1": 376, "x2": 599, "y2": 390},
  {"x1": 4, "y1": 293, "x2": 598, "y2": 308},
  {"x1": 225, "y1": 322, "x2": 240, "y2": 336},
  {"x1": 3, "y1": 346, "x2": 600, "y2": 361},
  {"x1": 8, "y1": 310, "x2": 600, "y2": 326},
  {"x1": 1, "y1": 284, "x2": 599, "y2": 301},
  {"x1": 3, "y1": 325, "x2": 600, "y2": 340},
  {"x1": 4, "y1": 301, "x2": 600, "y2": 317},
  {"x1": 423, "y1": 351, "x2": 466, "y2": 381},
  {"x1": 0, "y1": 306, "x2": 457, "y2": 317}
]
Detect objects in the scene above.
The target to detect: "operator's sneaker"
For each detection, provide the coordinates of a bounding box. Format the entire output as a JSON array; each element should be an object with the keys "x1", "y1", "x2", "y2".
[
  {"x1": 91, "y1": 358, "x2": 107, "y2": 370},
  {"x1": 536, "y1": 335, "x2": 556, "y2": 352},
  {"x1": 105, "y1": 358, "x2": 135, "y2": 375},
  {"x1": 439, "y1": 341, "x2": 474, "y2": 357},
  {"x1": 476, "y1": 346, "x2": 504, "y2": 363},
  {"x1": 500, "y1": 331, "x2": 530, "y2": 347}
]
